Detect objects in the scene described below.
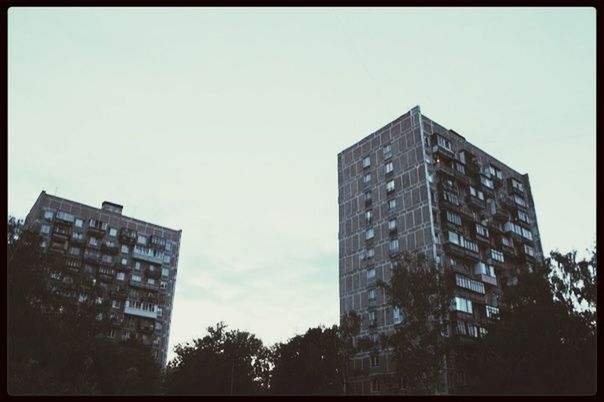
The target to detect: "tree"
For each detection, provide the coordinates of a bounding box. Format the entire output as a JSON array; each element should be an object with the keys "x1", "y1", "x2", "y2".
[
  {"x1": 270, "y1": 325, "x2": 342, "y2": 394},
  {"x1": 378, "y1": 251, "x2": 455, "y2": 394},
  {"x1": 164, "y1": 323, "x2": 270, "y2": 395},
  {"x1": 338, "y1": 311, "x2": 361, "y2": 394},
  {"x1": 7, "y1": 218, "x2": 161, "y2": 395},
  {"x1": 464, "y1": 248, "x2": 597, "y2": 395}
]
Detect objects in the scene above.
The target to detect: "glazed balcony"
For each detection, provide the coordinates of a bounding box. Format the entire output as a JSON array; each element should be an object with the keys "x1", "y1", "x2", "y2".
[
  {"x1": 132, "y1": 245, "x2": 164, "y2": 265},
  {"x1": 124, "y1": 300, "x2": 157, "y2": 319},
  {"x1": 101, "y1": 241, "x2": 119, "y2": 254}
]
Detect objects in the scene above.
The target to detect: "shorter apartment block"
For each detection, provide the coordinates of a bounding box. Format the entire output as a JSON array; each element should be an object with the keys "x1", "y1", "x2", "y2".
[{"x1": 24, "y1": 191, "x2": 182, "y2": 368}]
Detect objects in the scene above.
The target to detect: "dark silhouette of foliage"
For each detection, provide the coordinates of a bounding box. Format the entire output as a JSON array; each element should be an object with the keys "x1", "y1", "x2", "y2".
[
  {"x1": 378, "y1": 251, "x2": 455, "y2": 394},
  {"x1": 270, "y1": 325, "x2": 342, "y2": 394},
  {"x1": 463, "y1": 248, "x2": 597, "y2": 395},
  {"x1": 7, "y1": 217, "x2": 161, "y2": 395},
  {"x1": 164, "y1": 322, "x2": 270, "y2": 395}
]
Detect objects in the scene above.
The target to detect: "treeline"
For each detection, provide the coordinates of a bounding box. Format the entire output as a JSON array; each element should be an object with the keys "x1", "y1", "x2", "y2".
[{"x1": 7, "y1": 218, "x2": 596, "y2": 395}]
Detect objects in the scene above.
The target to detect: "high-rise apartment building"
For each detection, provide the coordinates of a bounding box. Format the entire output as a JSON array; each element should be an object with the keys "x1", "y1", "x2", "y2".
[
  {"x1": 24, "y1": 191, "x2": 182, "y2": 368},
  {"x1": 338, "y1": 106, "x2": 543, "y2": 394}
]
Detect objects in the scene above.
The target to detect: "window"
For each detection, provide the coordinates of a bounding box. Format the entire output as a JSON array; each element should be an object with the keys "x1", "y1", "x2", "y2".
[
  {"x1": 454, "y1": 297, "x2": 473, "y2": 314},
  {"x1": 121, "y1": 245, "x2": 129, "y2": 253},
  {"x1": 166, "y1": 242, "x2": 172, "y2": 251},
  {"x1": 364, "y1": 191, "x2": 372, "y2": 204},
  {"x1": 371, "y1": 355, "x2": 380, "y2": 367},
  {"x1": 157, "y1": 306, "x2": 163, "y2": 317},
  {"x1": 160, "y1": 281, "x2": 168, "y2": 290},
  {"x1": 389, "y1": 239, "x2": 399, "y2": 255},
  {"x1": 383, "y1": 144, "x2": 392, "y2": 159},
  {"x1": 385, "y1": 161, "x2": 393, "y2": 174},
  {"x1": 74, "y1": 218, "x2": 83, "y2": 228},
  {"x1": 112, "y1": 300, "x2": 121, "y2": 309},
  {"x1": 44, "y1": 210, "x2": 54, "y2": 220},
  {"x1": 386, "y1": 180, "x2": 395, "y2": 193},
  {"x1": 132, "y1": 274, "x2": 142, "y2": 282},
  {"x1": 481, "y1": 176, "x2": 494, "y2": 189},
  {"x1": 69, "y1": 247, "x2": 81, "y2": 256},
  {"x1": 469, "y1": 186, "x2": 485, "y2": 200},
  {"x1": 511, "y1": 178, "x2": 524, "y2": 192},
  {"x1": 135, "y1": 261, "x2": 141, "y2": 271},
  {"x1": 101, "y1": 254, "x2": 113, "y2": 263},
  {"x1": 475, "y1": 262, "x2": 496, "y2": 277},
  {"x1": 162, "y1": 268, "x2": 170, "y2": 279},
  {"x1": 521, "y1": 228, "x2": 533, "y2": 241},
  {"x1": 365, "y1": 228, "x2": 375, "y2": 240},
  {"x1": 524, "y1": 244, "x2": 535, "y2": 257},
  {"x1": 455, "y1": 162, "x2": 466, "y2": 174},
  {"x1": 89, "y1": 237, "x2": 99, "y2": 246},
  {"x1": 491, "y1": 249, "x2": 505, "y2": 262},
  {"x1": 55, "y1": 211, "x2": 74, "y2": 222},
  {"x1": 116, "y1": 272, "x2": 126, "y2": 281},
  {"x1": 446, "y1": 211, "x2": 462, "y2": 226},
  {"x1": 443, "y1": 191, "x2": 459, "y2": 205},
  {"x1": 363, "y1": 173, "x2": 372, "y2": 184},
  {"x1": 121, "y1": 258, "x2": 128, "y2": 266},
  {"x1": 72, "y1": 232, "x2": 84, "y2": 240},
  {"x1": 368, "y1": 311, "x2": 376, "y2": 324},
  {"x1": 393, "y1": 307, "x2": 404, "y2": 324},
  {"x1": 147, "y1": 278, "x2": 156, "y2": 285},
  {"x1": 367, "y1": 248, "x2": 375, "y2": 259},
  {"x1": 456, "y1": 274, "x2": 486, "y2": 294},
  {"x1": 488, "y1": 165, "x2": 502, "y2": 179},
  {"x1": 517, "y1": 211, "x2": 531, "y2": 224},
  {"x1": 448, "y1": 231, "x2": 460, "y2": 245},
  {"x1": 362, "y1": 156, "x2": 371, "y2": 168},
  {"x1": 41, "y1": 224, "x2": 51, "y2": 234},
  {"x1": 137, "y1": 235, "x2": 147, "y2": 245},
  {"x1": 367, "y1": 267, "x2": 376, "y2": 280},
  {"x1": 388, "y1": 199, "x2": 397, "y2": 212},
  {"x1": 504, "y1": 222, "x2": 524, "y2": 236},
  {"x1": 365, "y1": 210, "x2": 373, "y2": 224},
  {"x1": 437, "y1": 135, "x2": 453, "y2": 151},
  {"x1": 486, "y1": 305, "x2": 500, "y2": 319},
  {"x1": 368, "y1": 289, "x2": 377, "y2": 301},
  {"x1": 502, "y1": 236, "x2": 513, "y2": 248},
  {"x1": 109, "y1": 228, "x2": 117, "y2": 237},
  {"x1": 388, "y1": 218, "x2": 397, "y2": 232},
  {"x1": 513, "y1": 195, "x2": 527, "y2": 207},
  {"x1": 476, "y1": 224, "x2": 489, "y2": 238}
]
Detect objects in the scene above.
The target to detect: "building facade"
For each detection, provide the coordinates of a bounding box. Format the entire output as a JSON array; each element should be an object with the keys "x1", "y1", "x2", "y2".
[
  {"x1": 24, "y1": 191, "x2": 182, "y2": 368},
  {"x1": 337, "y1": 106, "x2": 544, "y2": 394}
]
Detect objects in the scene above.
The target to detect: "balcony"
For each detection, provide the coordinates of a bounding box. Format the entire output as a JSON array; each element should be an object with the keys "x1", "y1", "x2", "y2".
[
  {"x1": 130, "y1": 279, "x2": 160, "y2": 291},
  {"x1": 149, "y1": 235, "x2": 167, "y2": 250},
  {"x1": 101, "y1": 241, "x2": 119, "y2": 254},
  {"x1": 146, "y1": 266, "x2": 162, "y2": 279},
  {"x1": 443, "y1": 242, "x2": 481, "y2": 262},
  {"x1": 124, "y1": 300, "x2": 157, "y2": 319},
  {"x1": 132, "y1": 246, "x2": 164, "y2": 265},
  {"x1": 120, "y1": 230, "x2": 138, "y2": 246},
  {"x1": 71, "y1": 234, "x2": 86, "y2": 246},
  {"x1": 87, "y1": 225, "x2": 107, "y2": 238},
  {"x1": 499, "y1": 195, "x2": 518, "y2": 212},
  {"x1": 466, "y1": 195, "x2": 486, "y2": 211},
  {"x1": 84, "y1": 250, "x2": 101, "y2": 263},
  {"x1": 434, "y1": 161, "x2": 455, "y2": 179}
]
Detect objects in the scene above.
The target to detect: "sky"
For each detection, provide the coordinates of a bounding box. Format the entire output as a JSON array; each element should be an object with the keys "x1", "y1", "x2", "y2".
[{"x1": 8, "y1": 7, "x2": 596, "y2": 361}]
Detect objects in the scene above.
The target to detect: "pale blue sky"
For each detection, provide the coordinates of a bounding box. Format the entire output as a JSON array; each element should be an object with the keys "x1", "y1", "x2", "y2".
[{"x1": 8, "y1": 7, "x2": 596, "y2": 360}]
